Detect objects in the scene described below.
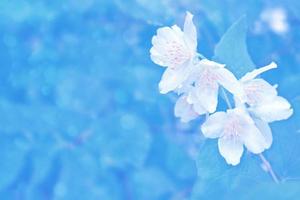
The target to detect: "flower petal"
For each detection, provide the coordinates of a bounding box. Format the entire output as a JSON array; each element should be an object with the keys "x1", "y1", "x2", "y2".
[
  {"x1": 195, "y1": 83, "x2": 219, "y2": 113},
  {"x1": 174, "y1": 96, "x2": 198, "y2": 122},
  {"x1": 194, "y1": 67, "x2": 220, "y2": 112},
  {"x1": 150, "y1": 47, "x2": 168, "y2": 67},
  {"x1": 241, "y1": 123, "x2": 268, "y2": 154},
  {"x1": 240, "y1": 62, "x2": 277, "y2": 82},
  {"x1": 183, "y1": 12, "x2": 197, "y2": 51},
  {"x1": 150, "y1": 26, "x2": 191, "y2": 67},
  {"x1": 215, "y1": 67, "x2": 245, "y2": 99},
  {"x1": 243, "y1": 78, "x2": 277, "y2": 106},
  {"x1": 193, "y1": 102, "x2": 206, "y2": 115},
  {"x1": 227, "y1": 107, "x2": 254, "y2": 124},
  {"x1": 201, "y1": 112, "x2": 226, "y2": 138},
  {"x1": 159, "y1": 61, "x2": 192, "y2": 94},
  {"x1": 218, "y1": 136, "x2": 244, "y2": 166},
  {"x1": 199, "y1": 59, "x2": 225, "y2": 69},
  {"x1": 253, "y1": 117, "x2": 273, "y2": 149},
  {"x1": 184, "y1": 86, "x2": 207, "y2": 115},
  {"x1": 249, "y1": 96, "x2": 293, "y2": 122},
  {"x1": 157, "y1": 26, "x2": 178, "y2": 40}
]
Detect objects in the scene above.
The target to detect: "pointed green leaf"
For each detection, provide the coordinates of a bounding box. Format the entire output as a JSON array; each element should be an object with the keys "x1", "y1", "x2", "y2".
[{"x1": 213, "y1": 16, "x2": 255, "y2": 78}]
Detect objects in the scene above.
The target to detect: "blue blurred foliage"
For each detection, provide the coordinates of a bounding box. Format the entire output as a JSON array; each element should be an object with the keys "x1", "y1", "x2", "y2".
[{"x1": 0, "y1": 0, "x2": 300, "y2": 199}]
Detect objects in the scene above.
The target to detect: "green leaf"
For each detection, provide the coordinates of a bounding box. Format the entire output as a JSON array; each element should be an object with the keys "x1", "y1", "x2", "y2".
[
  {"x1": 213, "y1": 15, "x2": 255, "y2": 78},
  {"x1": 192, "y1": 140, "x2": 273, "y2": 199}
]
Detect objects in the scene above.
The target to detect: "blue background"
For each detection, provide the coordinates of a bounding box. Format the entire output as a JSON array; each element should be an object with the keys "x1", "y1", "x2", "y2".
[{"x1": 0, "y1": 0, "x2": 300, "y2": 199}]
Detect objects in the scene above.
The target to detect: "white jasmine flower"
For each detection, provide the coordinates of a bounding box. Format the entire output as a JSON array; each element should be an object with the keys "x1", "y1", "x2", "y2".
[
  {"x1": 239, "y1": 62, "x2": 293, "y2": 122},
  {"x1": 201, "y1": 108, "x2": 270, "y2": 165},
  {"x1": 150, "y1": 12, "x2": 197, "y2": 94},
  {"x1": 186, "y1": 59, "x2": 245, "y2": 113}
]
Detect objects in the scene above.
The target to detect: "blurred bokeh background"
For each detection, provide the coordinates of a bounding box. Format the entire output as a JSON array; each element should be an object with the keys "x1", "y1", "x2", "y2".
[{"x1": 0, "y1": 0, "x2": 300, "y2": 199}]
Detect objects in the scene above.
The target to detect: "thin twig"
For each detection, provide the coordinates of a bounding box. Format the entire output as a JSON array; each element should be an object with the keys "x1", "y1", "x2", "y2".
[
  {"x1": 259, "y1": 153, "x2": 280, "y2": 183},
  {"x1": 221, "y1": 87, "x2": 232, "y2": 109}
]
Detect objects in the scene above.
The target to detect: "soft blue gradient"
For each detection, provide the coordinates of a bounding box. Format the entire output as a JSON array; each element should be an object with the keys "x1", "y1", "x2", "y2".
[{"x1": 0, "y1": 0, "x2": 299, "y2": 199}]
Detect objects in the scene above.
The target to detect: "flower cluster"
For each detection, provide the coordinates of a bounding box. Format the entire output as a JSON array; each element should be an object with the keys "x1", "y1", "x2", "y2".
[{"x1": 150, "y1": 12, "x2": 293, "y2": 165}]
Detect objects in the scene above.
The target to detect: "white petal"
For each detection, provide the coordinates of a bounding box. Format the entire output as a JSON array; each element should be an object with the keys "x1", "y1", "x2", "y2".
[
  {"x1": 183, "y1": 11, "x2": 197, "y2": 51},
  {"x1": 195, "y1": 84, "x2": 219, "y2": 113},
  {"x1": 174, "y1": 66, "x2": 199, "y2": 95},
  {"x1": 227, "y1": 106, "x2": 254, "y2": 127},
  {"x1": 157, "y1": 27, "x2": 177, "y2": 40},
  {"x1": 253, "y1": 117, "x2": 273, "y2": 149},
  {"x1": 228, "y1": 107, "x2": 254, "y2": 124},
  {"x1": 234, "y1": 96, "x2": 247, "y2": 109},
  {"x1": 174, "y1": 96, "x2": 198, "y2": 122},
  {"x1": 215, "y1": 67, "x2": 245, "y2": 99},
  {"x1": 243, "y1": 79, "x2": 277, "y2": 106},
  {"x1": 150, "y1": 26, "x2": 191, "y2": 67},
  {"x1": 241, "y1": 123, "x2": 268, "y2": 154},
  {"x1": 184, "y1": 86, "x2": 206, "y2": 115},
  {"x1": 249, "y1": 96, "x2": 293, "y2": 122},
  {"x1": 199, "y1": 59, "x2": 225, "y2": 69},
  {"x1": 201, "y1": 112, "x2": 226, "y2": 138},
  {"x1": 186, "y1": 87, "x2": 197, "y2": 104},
  {"x1": 159, "y1": 61, "x2": 192, "y2": 94},
  {"x1": 193, "y1": 102, "x2": 206, "y2": 115},
  {"x1": 240, "y1": 62, "x2": 277, "y2": 82},
  {"x1": 150, "y1": 47, "x2": 168, "y2": 67},
  {"x1": 194, "y1": 66, "x2": 220, "y2": 113},
  {"x1": 218, "y1": 136, "x2": 244, "y2": 165}
]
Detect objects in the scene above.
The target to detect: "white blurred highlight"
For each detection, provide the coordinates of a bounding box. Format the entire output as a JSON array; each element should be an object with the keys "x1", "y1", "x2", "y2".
[{"x1": 260, "y1": 8, "x2": 289, "y2": 34}]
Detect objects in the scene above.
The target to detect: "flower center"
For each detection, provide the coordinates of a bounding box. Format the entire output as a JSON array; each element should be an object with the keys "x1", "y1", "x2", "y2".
[
  {"x1": 198, "y1": 68, "x2": 219, "y2": 90},
  {"x1": 223, "y1": 117, "x2": 242, "y2": 139},
  {"x1": 244, "y1": 82, "x2": 265, "y2": 105},
  {"x1": 165, "y1": 40, "x2": 191, "y2": 67}
]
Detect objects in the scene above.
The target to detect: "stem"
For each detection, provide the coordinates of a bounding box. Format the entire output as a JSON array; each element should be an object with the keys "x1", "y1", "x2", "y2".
[
  {"x1": 221, "y1": 88, "x2": 232, "y2": 109},
  {"x1": 221, "y1": 88, "x2": 280, "y2": 183},
  {"x1": 259, "y1": 153, "x2": 280, "y2": 183},
  {"x1": 197, "y1": 53, "x2": 206, "y2": 60}
]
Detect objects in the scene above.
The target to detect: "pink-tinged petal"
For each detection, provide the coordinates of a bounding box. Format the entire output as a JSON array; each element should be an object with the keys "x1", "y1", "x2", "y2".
[
  {"x1": 193, "y1": 102, "x2": 206, "y2": 115},
  {"x1": 225, "y1": 108, "x2": 255, "y2": 133},
  {"x1": 194, "y1": 67, "x2": 220, "y2": 112},
  {"x1": 227, "y1": 107, "x2": 252, "y2": 121},
  {"x1": 159, "y1": 61, "x2": 192, "y2": 94},
  {"x1": 249, "y1": 96, "x2": 293, "y2": 122},
  {"x1": 222, "y1": 108, "x2": 267, "y2": 154},
  {"x1": 241, "y1": 123, "x2": 268, "y2": 154},
  {"x1": 174, "y1": 96, "x2": 198, "y2": 122},
  {"x1": 215, "y1": 67, "x2": 245, "y2": 99},
  {"x1": 218, "y1": 136, "x2": 244, "y2": 166},
  {"x1": 243, "y1": 78, "x2": 277, "y2": 106},
  {"x1": 150, "y1": 26, "x2": 192, "y2": 67},
  {"x1": 253, "y1": 118, "x2": 273, "y2": 149},
  {"x1": 183, "y1": 12, "x2": 197, "y2": 51},
  {"x1": 201, "y1": 112, "x2": 227, "y2": 138},
  {"x1": 240, "y1": 62, "x2": 277, "y2": 82}
]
